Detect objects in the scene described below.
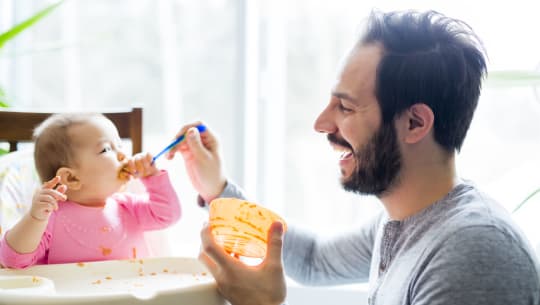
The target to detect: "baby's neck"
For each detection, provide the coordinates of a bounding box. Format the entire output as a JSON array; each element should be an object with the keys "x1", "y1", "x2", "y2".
[{"x1": 65, "y1": 191, "x2": 108, "y2": 207}]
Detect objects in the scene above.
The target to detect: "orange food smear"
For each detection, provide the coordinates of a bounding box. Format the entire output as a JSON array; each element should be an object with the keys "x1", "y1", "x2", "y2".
[{"x1": 100, "y1": 246, "x2": 112, "y2": 256}]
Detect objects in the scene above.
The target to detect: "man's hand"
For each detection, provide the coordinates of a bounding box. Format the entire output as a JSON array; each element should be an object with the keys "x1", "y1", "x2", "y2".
[
  {"x1": 166, "y1": 122, "x2": 227, "y2": 202},
  {"x1": 199, "y1": 222, "x2": 287, "y2": 305},
  {"x1": 30, "y1": 176, "x2": 67, "y2": 221}
]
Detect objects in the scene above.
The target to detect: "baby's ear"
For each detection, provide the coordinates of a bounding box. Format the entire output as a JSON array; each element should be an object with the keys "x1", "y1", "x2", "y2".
[{"x1": 56, "y1": 167, "x2": 81, "y2": 190}]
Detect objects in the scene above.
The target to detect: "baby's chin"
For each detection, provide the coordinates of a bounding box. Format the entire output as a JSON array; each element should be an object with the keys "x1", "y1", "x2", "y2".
[{"x1": 117, "y1": 182, "x2": 129, "y2": 193}]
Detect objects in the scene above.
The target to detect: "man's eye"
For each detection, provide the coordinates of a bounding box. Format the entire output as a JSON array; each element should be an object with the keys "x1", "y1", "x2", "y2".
[{"x1": 338, "y1": 103, "x2": 353, "y2": 113}]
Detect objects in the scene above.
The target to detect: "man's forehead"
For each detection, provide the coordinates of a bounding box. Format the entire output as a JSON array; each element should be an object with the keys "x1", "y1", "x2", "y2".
[{"x1": 333, "y1": 43, "x2": 383, "y2": 102}]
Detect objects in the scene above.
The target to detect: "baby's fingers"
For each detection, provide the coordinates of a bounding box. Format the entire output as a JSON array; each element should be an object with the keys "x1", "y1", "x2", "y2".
[
  {"x1": 41, "y1": 188, "x2": 67, "y2": 202},
  {"x1": 36, "y1": 195, "x2": 59, "y2": 212},
  {"x1": 135, "y1": 155, "x2": 145, "y2": 176},
  {"x1": 43, "y1": 176, "x2": 61, "y2": 189}
]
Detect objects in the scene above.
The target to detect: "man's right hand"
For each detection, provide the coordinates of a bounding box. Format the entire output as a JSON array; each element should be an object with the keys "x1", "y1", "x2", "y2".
[
  {"x1": 199, "y1": 221, "x2": 287, "y2": 305},
  {"x1": 166, "y1": 122, "x2": 227, "y2": 203}
]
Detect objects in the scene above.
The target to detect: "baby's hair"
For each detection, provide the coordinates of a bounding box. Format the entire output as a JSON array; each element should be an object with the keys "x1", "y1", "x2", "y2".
[{"x1": 33, "y1": 112, "x2": 107, "y2": 183}]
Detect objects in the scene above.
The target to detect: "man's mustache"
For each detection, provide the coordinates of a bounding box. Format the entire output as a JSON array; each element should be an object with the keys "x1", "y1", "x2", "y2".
[{"x1": 327, "y1": 133, "x2": 352, "y2": 150}]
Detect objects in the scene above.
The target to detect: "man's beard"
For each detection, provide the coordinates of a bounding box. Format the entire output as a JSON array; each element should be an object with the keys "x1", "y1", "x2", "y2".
[{"x1": 328, "y1": 122, "x2": 402, "y2": 197}]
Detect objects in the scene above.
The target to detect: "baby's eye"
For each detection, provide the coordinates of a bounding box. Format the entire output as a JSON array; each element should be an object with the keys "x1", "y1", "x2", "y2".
[{"x1": 100, "y1": 146, "x2": 112, "y2": 154}]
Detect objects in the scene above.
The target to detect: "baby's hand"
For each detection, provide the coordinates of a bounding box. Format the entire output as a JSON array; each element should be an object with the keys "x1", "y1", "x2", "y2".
[
  {"x1": 30, "y1": 176, "x2": 67, "y2": 221},
  {"x1": 124, "y1": 152, "x2": 159, "y2": 179}
]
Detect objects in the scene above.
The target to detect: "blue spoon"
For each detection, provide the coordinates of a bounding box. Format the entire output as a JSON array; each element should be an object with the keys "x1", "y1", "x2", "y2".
[{"x1": 151, "y1": 124, "x2": 207, "y2": 164}]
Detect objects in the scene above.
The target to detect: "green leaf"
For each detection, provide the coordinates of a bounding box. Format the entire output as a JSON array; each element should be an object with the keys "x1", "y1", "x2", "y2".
[
  {"x1": 0, "y1": 1, "x2": 64, "y2": 49},
  {"x1": 513, "y1": 187, "x2": 540, "y2": 213},
  {"x1": 0, "y1": 86, "x2": 7, "y2": 107},
  {"x1": 487, "y1": 70, "x2": 540, "y2": 88},
  {"x1": 0, "y1": 148, "x2": 8, "y2": 156}
]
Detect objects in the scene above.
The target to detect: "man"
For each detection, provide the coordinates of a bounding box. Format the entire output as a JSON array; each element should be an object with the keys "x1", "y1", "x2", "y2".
[{"x1": 168, "y1": 10, "x2": 540, "y2": 305}]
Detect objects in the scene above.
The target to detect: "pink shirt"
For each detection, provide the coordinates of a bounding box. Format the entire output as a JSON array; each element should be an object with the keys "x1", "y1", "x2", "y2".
[{"x1": 0, "y1": 170, "x2": 181, "y2": 269}]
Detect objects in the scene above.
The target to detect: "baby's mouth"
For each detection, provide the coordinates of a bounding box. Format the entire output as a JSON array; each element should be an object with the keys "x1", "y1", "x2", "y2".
[{"x1": 118, "y1": 164, "x2": 133, "y2": 181}]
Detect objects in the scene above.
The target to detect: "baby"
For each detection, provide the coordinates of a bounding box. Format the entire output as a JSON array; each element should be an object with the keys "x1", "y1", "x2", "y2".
[{"x1": 0, "y1": 113, "x2": 181, "y2": 269}]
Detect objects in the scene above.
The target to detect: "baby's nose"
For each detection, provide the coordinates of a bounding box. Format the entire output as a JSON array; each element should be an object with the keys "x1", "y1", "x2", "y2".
[{"x1": 117, "y1": 151, "x2": 126, "y2": 161}]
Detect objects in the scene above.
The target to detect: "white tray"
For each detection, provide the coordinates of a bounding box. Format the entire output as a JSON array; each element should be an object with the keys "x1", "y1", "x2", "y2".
[{"x1": 0, "y1": 257, "x2": 226, "y2": 305}]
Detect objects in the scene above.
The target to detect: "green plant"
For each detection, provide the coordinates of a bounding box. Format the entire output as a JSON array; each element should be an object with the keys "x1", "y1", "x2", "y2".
[
  {"x1": 513, "y1": 187, "x2": 540, "y2": 213},
  {"x1": 0, "y1": 0, "x2": 64, "y2": 108},
  {"x1": 0, "y1": 1, "x2": 63, "y2": 156}
]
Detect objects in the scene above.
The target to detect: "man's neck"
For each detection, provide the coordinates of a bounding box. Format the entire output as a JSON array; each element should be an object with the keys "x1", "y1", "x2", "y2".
[{"x1": 380, "y1": 155, "x2": 457, "y2": 221}]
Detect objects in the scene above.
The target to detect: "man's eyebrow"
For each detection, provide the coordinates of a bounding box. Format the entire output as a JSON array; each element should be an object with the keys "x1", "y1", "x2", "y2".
[{"x1": 332, "y1": 91, "x2": 358, "y2": 103}]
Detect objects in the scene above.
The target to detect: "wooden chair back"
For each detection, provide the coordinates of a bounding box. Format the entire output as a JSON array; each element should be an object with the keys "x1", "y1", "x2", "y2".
[{"x1": 0, "y1": 108, "x2": 142, "y2": 154}]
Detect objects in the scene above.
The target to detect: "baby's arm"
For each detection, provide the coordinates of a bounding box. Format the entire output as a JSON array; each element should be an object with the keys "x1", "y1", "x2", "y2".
[
  {"x1": 5, "y1": 176, "x2": 66, "y2": 253},
  {"x1": 0, "y1": 176, "x2": 66, "y2": 268},
  {"x1": 118, "y1": 154, "x2": 181, "y2": 230}
]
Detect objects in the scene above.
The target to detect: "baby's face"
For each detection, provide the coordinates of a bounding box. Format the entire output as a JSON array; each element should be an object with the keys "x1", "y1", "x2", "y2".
[{"x1": 68, "y1": 117, "x2": 129, "y2": 203}]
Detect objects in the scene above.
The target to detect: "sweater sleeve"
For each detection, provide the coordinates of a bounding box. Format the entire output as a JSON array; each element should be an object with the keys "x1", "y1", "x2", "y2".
[
  {"x1": 117, "y1": 170, "x2": 181, "y2": 231},
  {"x1": 282, "y1": 214, "x2": 380, "y2": 286},
  {"x1": 197, "y1": 180, "x2": 249, "y2": 208},
  {"x1": 0, "y1": 218, "x2": 53, "y2": 269}
]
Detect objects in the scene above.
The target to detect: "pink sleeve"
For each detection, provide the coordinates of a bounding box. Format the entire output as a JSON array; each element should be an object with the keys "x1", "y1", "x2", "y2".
[
  {"x1": 0, "y1": 218, "x2": 53, "y2": 269},
  {"x1": 117, "y1": 170, "x2": 181, "y2": 231}
]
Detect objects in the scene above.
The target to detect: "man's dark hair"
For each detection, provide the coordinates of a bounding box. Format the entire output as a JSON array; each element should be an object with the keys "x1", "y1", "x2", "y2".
[{"x1": 361, "y1": 10, "x2": 487, "y2": 152}]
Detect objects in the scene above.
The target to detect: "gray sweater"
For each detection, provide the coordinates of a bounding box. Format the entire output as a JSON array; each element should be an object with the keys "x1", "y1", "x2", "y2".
[{"x1": 218, "y1": 181, "x2": 540, "y2": 305}]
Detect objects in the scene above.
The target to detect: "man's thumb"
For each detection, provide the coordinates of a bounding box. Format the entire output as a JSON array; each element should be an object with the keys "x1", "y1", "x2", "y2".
[
  {"x1": 186, "y1": 127, "x2": 205, "y2": 155},
  {"x1": 266, "y1": 221, "x2": 284, "y2": 261}
]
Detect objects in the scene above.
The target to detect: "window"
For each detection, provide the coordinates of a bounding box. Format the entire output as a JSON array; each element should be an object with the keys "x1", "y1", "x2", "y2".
[{"x1": 1, "y1": 0, "x2": 539, "y2": 254}]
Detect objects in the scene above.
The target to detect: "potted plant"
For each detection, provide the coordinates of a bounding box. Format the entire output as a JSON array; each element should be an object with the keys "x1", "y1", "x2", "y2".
[{"x1": 0, "y1": 0, "x2": 63, "y2": 155}]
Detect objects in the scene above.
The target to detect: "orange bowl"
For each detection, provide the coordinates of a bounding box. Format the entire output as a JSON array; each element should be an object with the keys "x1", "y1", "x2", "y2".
[{"x1": 208, "y1": 198, "x2": 287, "y2": 258}]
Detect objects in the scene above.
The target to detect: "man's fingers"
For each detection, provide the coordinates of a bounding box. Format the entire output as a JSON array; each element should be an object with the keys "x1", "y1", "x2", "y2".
[
  {"x1": 265, "y1": 222, "x2": 284, "y2": 264},
  {"x1": 174, "y1": 121, "x2": 204, "y2": 140},
  {"x1": 200, "y1": 223, "x2": 235, "y2": 268},
  {"x1": 166, "y1": 121, "x2": 204, "y2": 159},
  {"x1": 186, "y1": 127, "x2": 207, "y2": 159},
  {"x1": 198, "y1": 251, "x2": 219, "y2": 278}
]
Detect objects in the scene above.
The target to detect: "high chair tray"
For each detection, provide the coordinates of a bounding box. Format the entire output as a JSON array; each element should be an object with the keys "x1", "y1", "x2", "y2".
[{"x1": 0, "y1": 256, "x2": 225, "y2": 305}]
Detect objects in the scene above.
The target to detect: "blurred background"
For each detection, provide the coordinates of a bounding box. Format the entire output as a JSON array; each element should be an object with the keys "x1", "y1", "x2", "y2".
[{"x1": 1, "y1": 0, "x2": 540, "y2": 256}]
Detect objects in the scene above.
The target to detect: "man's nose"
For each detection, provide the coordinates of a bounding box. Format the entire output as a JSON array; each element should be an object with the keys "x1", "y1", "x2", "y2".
[{"x1": 314, "y1": 104, "x2": 337, "y2": 134}]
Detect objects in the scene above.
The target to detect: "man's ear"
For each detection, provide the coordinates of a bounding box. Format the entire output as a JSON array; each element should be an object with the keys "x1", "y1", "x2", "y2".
[
  {"x1": 56, "y1": 167, "x2": 81, "y2": 190},
  {"x1": 402, "y1": 103, "x2": 434, "y2": 144}
]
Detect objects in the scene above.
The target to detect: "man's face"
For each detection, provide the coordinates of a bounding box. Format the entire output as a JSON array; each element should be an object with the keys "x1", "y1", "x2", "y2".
[
  {"x1": 328, "y1": 121, "x2": 401, "y2": 196},
  {"x1": 314, "y1": 43, "x2": 402, "y2": 196}
]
